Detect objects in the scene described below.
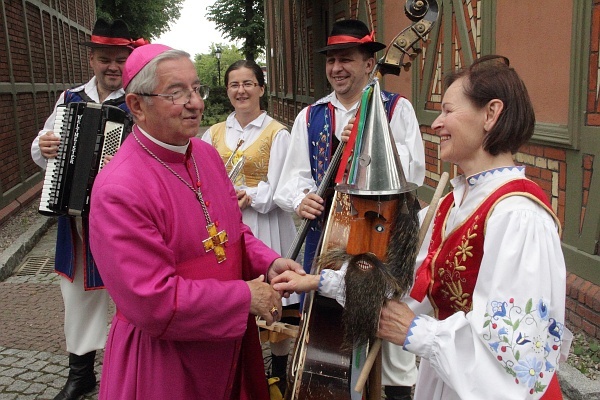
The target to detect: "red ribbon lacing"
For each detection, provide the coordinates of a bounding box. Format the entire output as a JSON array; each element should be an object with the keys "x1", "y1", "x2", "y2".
[
  {"x1": 409, "y1": 251, "x2": 435, "y2": 302},
  {"x1": 327, "y1": 31, "x2": 376, "y2": 46},
  {"x1": 90, "y1": 35, "x2": 149, "y2": 48}
]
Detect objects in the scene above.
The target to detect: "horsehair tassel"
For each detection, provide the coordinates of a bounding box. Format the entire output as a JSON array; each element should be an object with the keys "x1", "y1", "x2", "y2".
[
  {"x1": 342, "y1": 253, "x2": 396, "y2": 350},
  {"x1": 342, "y1": 192, "x2": 420, "y2": 349},
  {"x1": 354, "y1": 171, "x2": 450, "y2": 393}
]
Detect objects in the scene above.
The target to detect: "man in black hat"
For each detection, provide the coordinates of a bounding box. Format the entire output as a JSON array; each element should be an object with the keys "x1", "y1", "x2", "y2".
[
  {"x1": 273, "y1": 19, "x2": 424, "y2": 400},
  {"x1": 31, "y1": 18, "x2": 146, "y2": 400}
]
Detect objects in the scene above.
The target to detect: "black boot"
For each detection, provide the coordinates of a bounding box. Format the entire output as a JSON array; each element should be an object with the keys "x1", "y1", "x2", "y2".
[
  {"x1": 384, "y1": 385, "x2": 412, "y2": 400},
  {"x1": 53, "y1": 351, "x2": 97, "y2": 400},
  {"x1": 271, "y1": 354, "x2": 288, "y2": 396}
]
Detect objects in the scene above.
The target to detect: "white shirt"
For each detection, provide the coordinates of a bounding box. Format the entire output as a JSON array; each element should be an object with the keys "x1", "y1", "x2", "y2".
[{"x1": 273, "y1": 91, "x2": 425, "y2": 213}]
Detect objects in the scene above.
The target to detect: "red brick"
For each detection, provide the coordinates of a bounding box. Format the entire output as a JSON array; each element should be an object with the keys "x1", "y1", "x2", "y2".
[
  {"x1": 543, "y1": 147, "x2": 566, "y2": 162},
  {"x1": 558, "y1": 190, "x2": 566, "y2": 208},
  {"x1": 588, "y1": 113, "x2": 600, "y2": 126},
  {"x1": 582, "y1": 319, "x2": 597, "y2": 338},
  {"x1": 565, "y1": 297, "x2": 577, "y2": 312},
  {"x1": 582, "y1": 154, "x2": 595, "y2": 170},
  {"x1": 568, "y1": 312, "x2": 583, "y2": 328},
  {"x1": 527, "y1": 166, "x2": 541, "y2": 178},
  {"x1": 558, "y1": 164, "x2": 567, "y2": 190},
  {"x1": 527, "y1": 144, "x2": 544, "y2": 157},
  {"x1": 576, "y1": 303, "x2": 599, "y2": 326},
  {"x1": 593, "y1": 293, "x2": 600, "y2": 312},
  {"x1": 585, "y1": 285, "x2": 600, "y2": 308},
  {"x1": 569, "y1": 275, "x2": 584, "y2": 298},
  {"x1": 540, "y1": 169, "x2": 553, "y2": 181},
  {"x1": 0, "y1": 201, "x2": 19, "y2": 225},
  {"x1": 578, "y1": 281, "x2": 593, "y2": 303}
]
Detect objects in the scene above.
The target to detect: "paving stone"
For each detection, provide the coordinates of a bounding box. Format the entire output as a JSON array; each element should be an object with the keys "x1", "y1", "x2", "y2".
[
  {"x1": 23, "y1": 382, "x2": 46, "y2": 394},
  {"x1": 4, "y1": 379, "x2": 30, "y2": 392},
  {"x1": 16, "y1": 371, "x2": 42, "y2": 381},
  {"x1": 0, "y1": 369, "x2": 25, "y2": 378},
  {"x1": 0, "y1": 358, "x2": 17, "y2": 367},
  {"x1": 0, "y1": 377, "x2": 13, "y2": 386}
]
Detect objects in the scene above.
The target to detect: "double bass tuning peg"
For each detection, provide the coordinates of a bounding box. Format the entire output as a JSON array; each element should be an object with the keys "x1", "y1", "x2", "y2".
[{"x1": 405, "y1": 0, "x2": 429, "y2": 22}]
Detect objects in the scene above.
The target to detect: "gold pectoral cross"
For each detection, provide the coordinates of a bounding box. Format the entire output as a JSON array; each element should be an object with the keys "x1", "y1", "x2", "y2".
[{"x1": 202, "y1": 223, "x2": 228, "y2": 263}]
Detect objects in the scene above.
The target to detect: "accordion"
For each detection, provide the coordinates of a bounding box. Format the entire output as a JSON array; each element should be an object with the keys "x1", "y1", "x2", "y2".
[{"x1": 39, "y1": 102, "x2": 132, "y2": 217}]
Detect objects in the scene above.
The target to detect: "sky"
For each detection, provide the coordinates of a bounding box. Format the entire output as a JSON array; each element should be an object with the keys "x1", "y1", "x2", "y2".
[{"x1": 154, "y1": 0, "x2": 239, "y2": 57}]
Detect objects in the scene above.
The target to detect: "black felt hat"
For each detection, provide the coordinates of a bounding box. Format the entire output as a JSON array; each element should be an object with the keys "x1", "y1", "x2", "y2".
[
  {"x1": 80, "y1": 19, "x2": 146, "y2": 49},
  {"x1": 317, "y1": 19, "x2": 386, "y2": 54}
]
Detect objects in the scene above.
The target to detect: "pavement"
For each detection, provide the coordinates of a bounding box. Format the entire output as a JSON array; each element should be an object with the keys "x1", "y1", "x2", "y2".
[{"x1": 0, "y1": 212, "x2": 599, "y2": 399}]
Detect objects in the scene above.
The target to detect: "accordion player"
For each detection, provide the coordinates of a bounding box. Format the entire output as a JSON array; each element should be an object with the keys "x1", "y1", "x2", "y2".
[{"x1": 39, "y1": 101, "x2": 132, "y2": 217}]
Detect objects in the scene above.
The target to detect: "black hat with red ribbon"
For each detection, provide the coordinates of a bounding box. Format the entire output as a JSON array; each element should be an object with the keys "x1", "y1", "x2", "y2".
[
  {"x1": 80, "y1": 19, "x2": 148, "y2": 50},
  {"x1": 317, "y1": 19, "x2": 386, "y2": 54}
]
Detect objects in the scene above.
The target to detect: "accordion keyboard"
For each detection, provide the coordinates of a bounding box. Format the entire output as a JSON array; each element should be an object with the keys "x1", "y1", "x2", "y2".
[{"x1": 39, "y1": 105, "x2": 68, "y2": 215}]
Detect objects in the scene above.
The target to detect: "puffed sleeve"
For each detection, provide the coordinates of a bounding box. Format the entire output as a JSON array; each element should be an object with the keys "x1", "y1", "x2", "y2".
[
  {"x1": 249, "y1": 127, "x2": 291, "y2": 213},
  {"x1": 273, "y1": 107, "x2": 317, "y2": 213}
]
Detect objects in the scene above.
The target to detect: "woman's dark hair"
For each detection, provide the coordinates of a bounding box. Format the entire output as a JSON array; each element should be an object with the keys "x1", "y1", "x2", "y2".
[
  {"x1": 224, "y1": 60, "x2": 265, "y2": 88},
  {"x1": 443, "y1": 55, "x2": 535, "y2": 155}
]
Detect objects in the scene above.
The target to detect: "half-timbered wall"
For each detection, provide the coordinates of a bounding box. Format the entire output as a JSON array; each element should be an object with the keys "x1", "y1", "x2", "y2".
[
  {"x1": 264, "y1": 0, "x2": 600, "y2": 338},
  {"x1": 0, "y1": 0, "x2": 95, "y2": 215}
]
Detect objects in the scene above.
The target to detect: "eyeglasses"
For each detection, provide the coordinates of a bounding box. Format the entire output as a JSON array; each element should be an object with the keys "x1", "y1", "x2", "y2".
[
  {"x1": 135, "y1": 85, "x2": 209, "y2": 105},
  {"x1": 227, "y1": 81, "x2": 259, "y2": 90}
]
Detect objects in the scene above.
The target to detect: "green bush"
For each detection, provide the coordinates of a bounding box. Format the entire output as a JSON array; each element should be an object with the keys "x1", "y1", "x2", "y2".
[{"x1": 201, "y1": 86, "x2": 233, "y2": 126}]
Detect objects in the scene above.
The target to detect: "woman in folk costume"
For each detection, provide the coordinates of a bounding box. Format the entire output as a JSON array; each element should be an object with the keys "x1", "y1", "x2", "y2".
[
  {"x1": 202, "y1": 60, "x2": 298, "y2": 393},
  {"x1": 377, "y1": 55, "x2": 572, "y2": 399}
]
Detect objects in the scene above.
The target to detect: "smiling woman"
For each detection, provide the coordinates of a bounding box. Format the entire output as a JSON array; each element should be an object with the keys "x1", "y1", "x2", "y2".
[
  {"x1": 201, "y1": 59, "x2": 299, "y2": 394},
  {"x1": 373, "y1": 55, "x2": 571, "y2": 400}
]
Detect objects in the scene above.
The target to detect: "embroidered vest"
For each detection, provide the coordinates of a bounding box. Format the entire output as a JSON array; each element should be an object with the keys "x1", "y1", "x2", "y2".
[
  {"x1": 210, "y1": 119, "x2": 286, "y2": 187},
  {"x1": 306, "y1": 91, "x2": 401, "y2": 187},
  {"x1": 64, "y1": 88, "x2": 129, "y2": 113},
  {"x1": 410, "y1": 178, "x2": 559, "y2": 320}
]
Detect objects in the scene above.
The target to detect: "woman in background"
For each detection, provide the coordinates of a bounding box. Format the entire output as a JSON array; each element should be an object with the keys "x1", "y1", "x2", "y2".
[{"x1": 202, "y1": 60, "x2": 297, "y2": 394}]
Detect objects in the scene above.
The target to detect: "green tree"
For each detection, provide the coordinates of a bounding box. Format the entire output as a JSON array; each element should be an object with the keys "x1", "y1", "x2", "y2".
[
  {"x1": 96, "y1": 0, "x2": 184, "y2": 40},
  {"x1": 195, "y1": 45, "x2": 243, "y2": 126},
  {"x1": 206, "y1": 0, "x2": 264, "y2": 62},
  {"x1": 195, "y1": 44, "x2": 243, "y2": 88}
]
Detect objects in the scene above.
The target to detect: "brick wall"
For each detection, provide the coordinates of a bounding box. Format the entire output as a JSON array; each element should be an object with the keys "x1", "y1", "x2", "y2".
[
  {"x1": 0, "y1": 0, "x2": 95, "y2": 214},
  {"x1": 566, "y1": 273, "x2": 600, "y2": 338}
]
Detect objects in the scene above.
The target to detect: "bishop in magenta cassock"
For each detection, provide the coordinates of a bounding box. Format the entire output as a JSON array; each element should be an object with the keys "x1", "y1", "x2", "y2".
[{"x1": 89, "y1": 44, "x2": 304, "y2": 400}]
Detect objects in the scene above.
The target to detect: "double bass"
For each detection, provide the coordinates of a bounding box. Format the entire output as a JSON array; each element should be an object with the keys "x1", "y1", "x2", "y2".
[{"x1": 285, "y1": 1, "x2": 439, "y2": 399}]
